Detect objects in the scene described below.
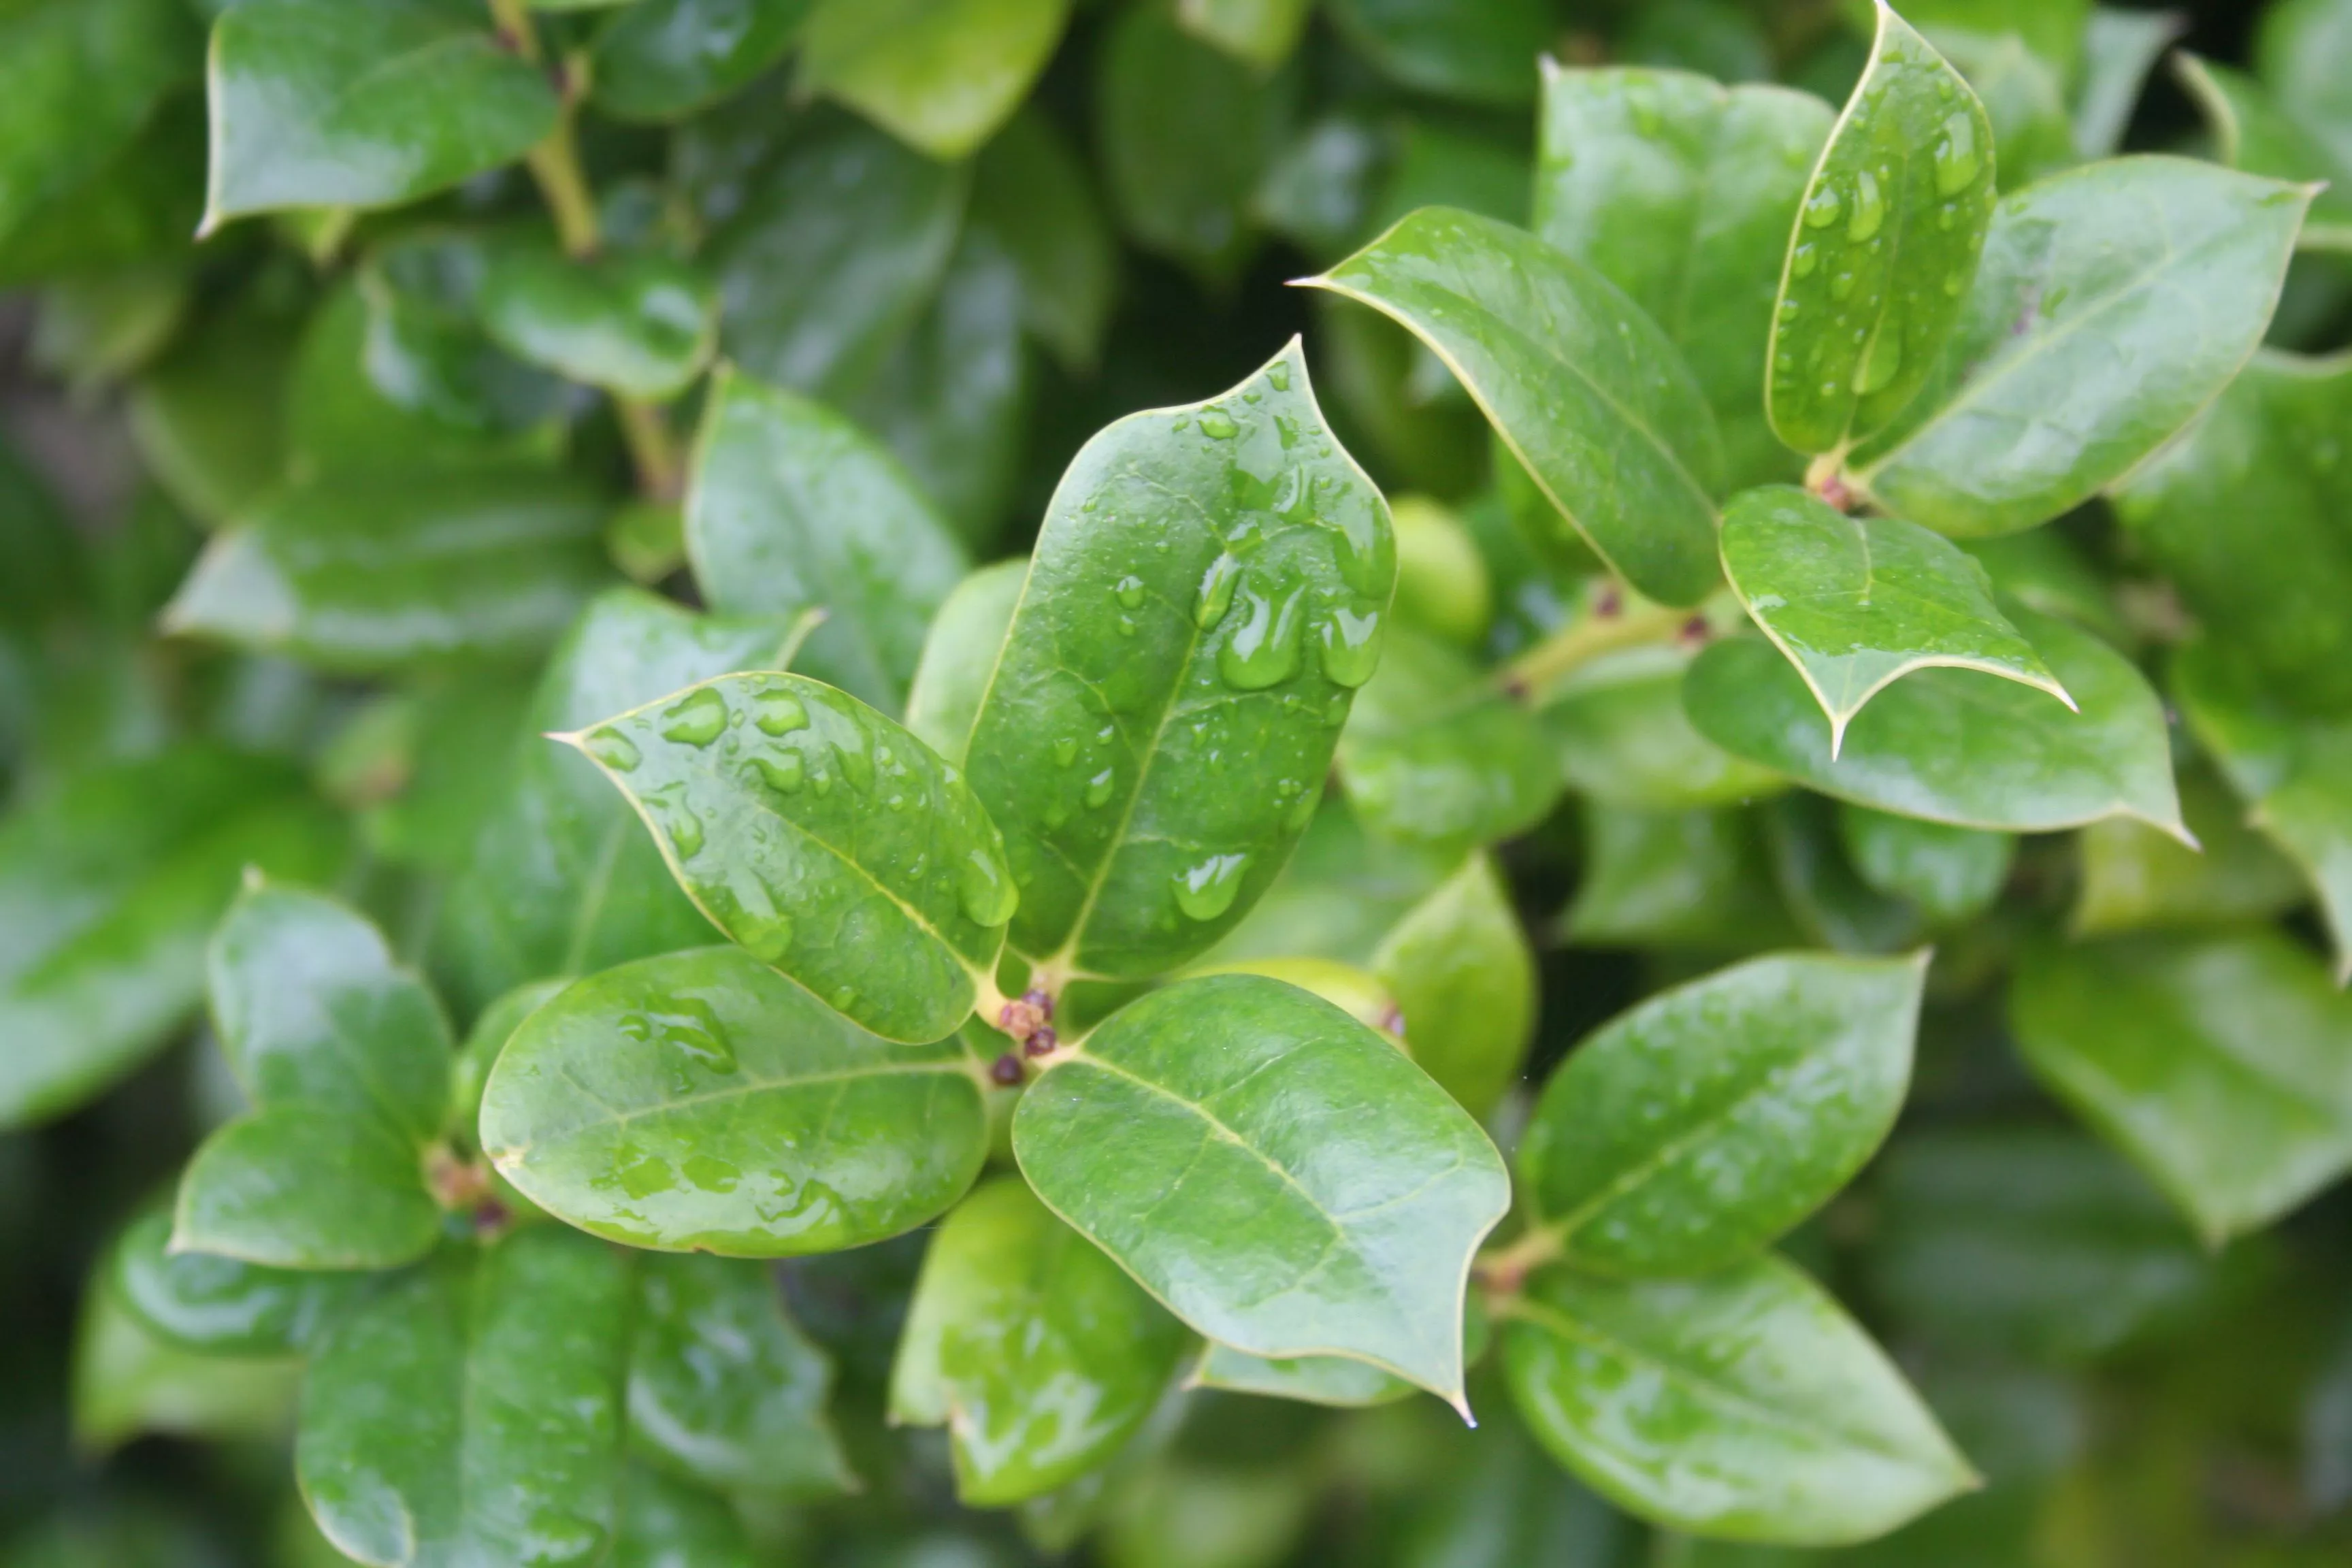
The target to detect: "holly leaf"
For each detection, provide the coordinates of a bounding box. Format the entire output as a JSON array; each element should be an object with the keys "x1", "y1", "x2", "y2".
[
  {"x1": 905, "y1": 559, "x2": 1026, "y2": 767},
  {"x1": 1301, "y1": 206, "x2": 1725, "y2": 608},
  {"x1": 480, "y1": 946, "x2": 988, "y2": 1254},
  {"x1": 1719, "y1": 485, "x2": 2069, "y2": 753},
  {"x1": 1371, "y1": 851, "x2": 1536, "y2": 1117},
  {"x1": 798, "y1": 0, "x2": 1072, "y2": 161},
  {"x1": 477, "y1": 242, "x2": 718, "y2": 402},
  {"x1": 1517, "y1": 950, "x2": 1925, "y2": 1275},
  {"x1": 1501, "y1": 1255, "x2": 1976, "y2": 1546},
  {"x1": 589, "y1": 0, "x2": 815, "y2": 123},
  {"x1": 1013, "y1": 973, "x2": 1509, "y2": 1412},
  {"x1": 1190, "y1": 1344, "x2": 1411, "y2": 1408},
  {"x1": 963, "y1": 340, "x2": 1392, "y2": 979},
  {"x1": 1765, "y1": 2, "x2": 1996, "y2": 457},
  {"x1": 108, "y1": 1203, "x2": 368, "y2": 1358}
]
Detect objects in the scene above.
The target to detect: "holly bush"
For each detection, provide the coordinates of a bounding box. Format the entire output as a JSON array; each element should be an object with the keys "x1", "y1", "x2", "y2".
[{"x1": 5, "y1": 0, "x2": 2352, "y2": 1563}]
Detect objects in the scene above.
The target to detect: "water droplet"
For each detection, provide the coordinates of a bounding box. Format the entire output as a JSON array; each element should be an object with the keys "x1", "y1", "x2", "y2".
[
  {"x1": 1943, "y1": 272, "x2": 1964, "y2": 297},
  {"x1": 1052, "y1": 736, "x2": 1079, "y2": 767},
  {"x1": 830, "y1": 985, "x2": 858, "y2": 1012},
  {"x1": 1268, "y1": 360, "x2": 1291, "y2": 391},
  {"x1": 1932, "y1": 110, "x2": 1981, "y2": 197},
  {"x1": 617, "y1": 1152, "x2": 676, "y2": 1198},
  {"x1": 659, "y1": 687, "x2": 728, "y2": 747},
  {"x1": 1117, "y1": 616, "x2": 1138, "y2": 638},
  {"x1": 1801, "y1": 184, "x2": 1842, "y2": 229},
  {"x1": 621, "y1": 997, "x2": 736, "y2": 1073},
  {"x1": 1316, "y1": 604, "x2": 1384, "y2": 688},
  {"x1": 1284, "y1": 781, "x2": 1320, "y2": 830},
  {"x1": 957, "y1": 846, "x2": 1017, "y2": 926},
  {"x1": 1629, "y1": 95, "x2": 1661, "y2": 137},
  {"x1": 885, "y1": 791, "x2": 907, "y2": 812},
  {"x1": 811, "y1": 768, "x2": 833, "y2": 797},
  {"x1": 1846, "y1": 169, "x2": 1885, "y2": 242},
  {"x1": 1791, "y1": 243, "x2": 1818, "y2": 279},
  {"x1": 583, "y1": 726, "x2": 640, "y2": 772},
  {"x1": 753, "y1": 751, "x2": 805, "y2": 794},
  {"x1": 1114, "y1": 574, "x2": 1147, "y2": 610},
  {"x1": 1197, "y1": 408, "x2": 1239, "y2": 440},
  {"x1": 832, "y1": 739, "x2": 873, "y2": 792},
  {"x1": 1195, "y1": 551, "x2": 1243, "y2": 628},
  {"x1": 753, "y1": 687, "x2": 808, "y2": 736},
  {"x1": 1085, "y1": 768, "x2": 1116, "y2": 808},
  {"x1": 666, "y1": 809, "x2": 704, "y2": 859},
  {"x1": 1172, "y1": 852, "x2": 1251, "y2": 921},
  {"x1": 1830, "y1": 270, "x2": 1857, "y2": 302},
  {"x1": 1218, "y1": 576, "x2": 1306, "y2": 690},
  {"x1": 1852, "y1": 328, "x2": 1904, "y2": 396},
  {"x1": 683, "y1": 1154, "x2": 740, "y2": 1194}
]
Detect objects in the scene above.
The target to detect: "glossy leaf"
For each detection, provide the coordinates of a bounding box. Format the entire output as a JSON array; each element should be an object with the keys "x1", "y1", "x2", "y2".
[
  {"x1": 1179, "y1": 0, "x2": 1311, "y2": 69},
  {"x1": 1765, "y1": 4, "x2": 1997, "y2": 456},
  {"x1": 108, "y1": 1203, "x2": 365, "y2": 1358},
  {"x1": 892, "y1": 1177, "x2": 1187, "y2": 1505},
  {"x1": 296, "y1": 1228, "x2": 632, "y2": 1568},
  {"x1": 589, "y1": 0, "x2": 814, "y2": 122},
  {"x1": 1684, "y1": 609, "x2": 2187, "y2": 840},
  {"x1": 1013, "y1": 973, "x2": 1510, "y2": 1411},
  {"x1": 1719, "y1": 485, "x2": 2068, "y2": 751},
  {"x1": 1324, "y1": 0, "x2": 1550, "y2": 107},
  {"x1": 798, "y1": 0, "x2": 1071, "y2": 161},
  {"x1": 1303, "y1": 207, "x2": 1725, "y2": 608},
  {"x1": 0, "y1": 746, "x2": 347, "y2": 1128},
  {"x1": 1501, "y1": 1255, "x2": 1976, "y2": 1546},
  {"x1": 630, "y1": 1252, "x2": 850, "y2": 1497},
  {"x1": 2010, "y1": 931, "x2": 2352, "y2": 1243},
  {"x1": 174, "y1": 886, "x2": 451, "y2": 1270},
  {"x1": 1836, "y1": 803, "x2": 2012, "y2": 925},
  {"x1": 1853, "y1": 158, "x2": 2312, "y2": 536},
  {"x1": 1196, "y1": 800, "x2": 1450, "y2": 969},
  {"x1": 1518, "y1": 951, "x2": 1925, "y2": 1274},
  {"x1": 686, "y1": 368, "x2": 969, "y2": 712},
  {"x1": 561, "y1": 671, "x2": 1013, "y2": 1042},
  {"x1": 1535, "y1": 66, "x2": 1833, "y2": 489},
  {"x1": 74, "y1": 1281, "x2": 297, "y2": 1455},
  {"x1": 963, "y1": 340, "x2": 1393, "y2": 978},
  {"x1": 480, "y1": 946, "x2": 988, "y2": 1255},
  {"x1": 1190, "y1": 1343, "x2": 1411, "y2": 1408},
  {"x1": 1371, "y1": 852, "x2": 1535, "y2": 1116},
  {"x1": 2071, "y1": 766, "x2": 2303, "y2": 936},
  {"x1": 905, "y1": 559, "x2": 1025, "y2": 767},
  {"x1": 1546, "y1": 652, "x2": 1788, "y2": 810},
  {"x1": 477, "y1": 242, "x2": 718, "y2": 402},
  {"x1": 203, "y1": 0, "x2": 559, "y2": 227}
]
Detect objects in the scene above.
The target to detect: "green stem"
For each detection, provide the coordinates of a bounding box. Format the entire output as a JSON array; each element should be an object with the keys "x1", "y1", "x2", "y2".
[
  {"x1": 615, "y1": 395, "x2": 684, "y2": 501},
  {"x1": 1500, "y1": 591, "x2": 1686, "y2": 701},
  {"x1": 485, "y1": 0, "x2": 538, "y2": 58}
]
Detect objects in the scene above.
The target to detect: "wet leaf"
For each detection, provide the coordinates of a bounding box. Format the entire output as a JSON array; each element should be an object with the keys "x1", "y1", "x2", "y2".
[
  {"x1": 1337, "y1": 626, "x2": 1559, "y2": 855},
  {"x1": 1196, "y1": 799, "x2": 1450, "y2": 969},
  {"x1": 799, "y1": 0, "x2": 1071, "y2": 161},
  {"x1": 589, "y1": 0, "x2": 815, "y2": 123},
  {"x1": 477, "y1": 242, "x2": 719, "y2": 402},
  {"x1": 905, "y1": 559, "x2": 1025, "y2": 767},
  {"x1": 109, "y1": 1203, "x2": 367, "y2": 1358},
  {"x1": 1371, "y1": 852, "x2": 1536, "y2": 1117}
]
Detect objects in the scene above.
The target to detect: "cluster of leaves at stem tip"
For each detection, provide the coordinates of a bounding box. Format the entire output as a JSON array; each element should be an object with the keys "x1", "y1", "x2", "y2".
[{"x1": 14, "y1": 0, "x2": 2352, "y2": 1561}]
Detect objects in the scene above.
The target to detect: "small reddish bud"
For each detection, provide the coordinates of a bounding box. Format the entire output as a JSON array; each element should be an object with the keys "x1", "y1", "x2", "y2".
[
  {"x1": 1594, "y1": 586, "x2": 1622, "y2": 618},
  {"x1": 989, "y1": 1052, "x2": 1024, "y2": 1087},
  {"x1": 1021, "y1": 987, "x2": 1055, "y2": 1022},
  {"x1": 1678, "y1": 615, "x2": 1711, "y2": 647},
  {"x1": 1379, "y1": 1004, "x2": 1407, "y2": 1039},
  {"x1": 1023, "y1": 1025, "x2": 1059, "y2": 1058}
]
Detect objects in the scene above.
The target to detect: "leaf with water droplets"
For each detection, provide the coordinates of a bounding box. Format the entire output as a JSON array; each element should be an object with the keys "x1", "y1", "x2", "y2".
[
  {"x1": 563, "y1": 671, "x2": 1014, "y2": 1043},
  {"x1": 480, "y1": 946, "x2": 988, "y2": 1255},
  {"x1": 963, "y1": 340, "x2": 1394, "y2": 980},
  {"x1": 1719, "y1": 485, "x2": 2069, "y2": 753},
  {"x1": 1516, "y1": 950, "x2": 1924, "y2": 1275},
  {"x1": 1301, "y1": 207, "x2": 1724, "y2": 607},
  {"x1": 295, "y1": 1226, "x2": 632, "y2": 1568},
  {"x1": 1501, "y1": 1254, "x2": 1975, "y2": 1546},
  {"x1": 1013, "y1": 973, "x2": 1509, "y2": 1413},
  {"x1": 891, "y1": 1177, "x2": 1188, "y2": 1505},
  {"x1": 1765, "y1": 2, "x2": 1997, "y2": 457},
  {"x1": 1852, "y1": 157, "x2": 2311, "y2": 536}
]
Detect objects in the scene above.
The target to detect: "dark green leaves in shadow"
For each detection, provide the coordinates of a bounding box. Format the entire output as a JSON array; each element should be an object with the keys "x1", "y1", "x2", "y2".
[
  {"x1": 480, "y1": 946, "x2": 987, "y2": 1255},
  {"x1": 589, "y1": 0, "x2": 815, "y2": 124},
  {"x1": 1013, "y1": 974, "x2": 1509, "y2": 1411},
  {"x1": 1518, "y1": 951, "x2": 1925, "y2": 1275},
  {"x1": 478, "y1": 242, "x2": 718, "y2": 402},
  {"x1": 798, "y1": 0, "x2": 1072, "y2": 161},
  {"x1": 1838, "y1": 803, "x2": 2012, "y2": 926},
  {"x1": 561, "y1": 671, "x2": 1013, "y2": 1042},
  {"x1": 174, "y1": 885, "x2": 451, "y2": 1271},
  {"x1": 1304, "y1": 207, "x2": 1724, "y2": 607},
  {"x1": 964, "y1": 341, "x2": 1392, "y2": 979},
  {"x1": 892, "y1": 1177, "x2": 1187, "y2": 1505},
  {"x1": 1765, "y1": 4, "x2": 1996, "y2": 457},
  {"x1": 1325, "y1": 0, "x2": 1550, "y2": 107}
]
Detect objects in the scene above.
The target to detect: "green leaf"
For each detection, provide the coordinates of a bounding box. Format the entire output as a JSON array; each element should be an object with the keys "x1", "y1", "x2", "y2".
[
  {"x1": 2010, "y1": 930, "x2": 2352, "y2": 1244},
  {"x1": 203, "y1": 0, "x2": 559, "y2": 228},
  {"x1": 2070, "y1": 766, "x2": 2304, "y2": 937},
  {"x1": 589, "y1": 0, "x2": 814, "y2": 122},
  {"x1": 296, "y1": 1228, "x2": 632, "y2": 1568},
  {"x1": 174, "y1": 885, "x2": 451, "y2": 1270},
  {"x1": 1196, "y1": 798, "x2": 1450, "y2": 968},
  {"x1": 686, "y1": 368, "x2": 969, "y2": 713},
  {"x1": 109, "y1": 1203, "x2": 365, "y2": 1358},
  {"x1": 480, "y1": 945, "x2": 988, "y2": 1254},
  {"x1": 963, "y1": 342, "x2": 1390, "y2": 978},
  {"x1": 967, "y1": 107, "x2": 1115, "y2": 376},
  {"x1": 1324, "y1": 0, "x2": 1550, "y2": 107},
  {"x1": 1371, "y1": 852, "x2": 1535, "y2": 1117},
  {"x1": 1852, "y1": 158, "x2": 2313, "y2": 536},
  {"x1": 1902, "y1": 0, "x2": 2089, "y2": 75},
  {"x1": 2073, "y1": 9, "x2": 2181, "y2": 161},
  {"x1": 163, "y1": 470, "x2": 611, "y2": 674},
  {"x1": 798, "y1": 0, "x2": 1071, "y2": 161},
  {"x1": 2257, "y1": 0, "x2": 2352, "y2": 181},
  {"x1": 1336, "y1": 626, "x2": 1560, "y2": 855},
  {"x1": 1190, "y1": 1343, "x2": 1411, "y2": 1408},
  {"x1": 74, "y1": 1279, "x2": 297, "y2": 1455},
  {"x1": 1303, "y1": 207, "x2": 1725, "y2": 608},
  {"x1": 906, "y1": 560, "x2": 1025, "y2": 767},
  {"x1": 615, "y1": 1466, "x2": 754, "y2": 1568},
  {"x1": 1546, "y1": 652, "x2": 1789, "y2": 810},
  {"x1": 1935, "y1": 30, "x2": 2078, "y2": 192},
  {"x1": 1501, "y1": 1255, "x2": 1975, "y2": 1546},
  {"x1": 477, "y1": 242, "x2": 717, "y2": 402},
  {"x1": 630, "y1": 1252, "x2": 851, "y2": 1496},
  {"x1": 1013, "y1": 973, "x2": 1509, "y2": 1411},
  {"x1": 1566, "y1": 805, "x2": 1801, "y2": 951},
  {"x1": 1518, "y1": 950, "x2": 1924, "y2": 1274},
  {"x1": 1719, "y1": 485, "x2": 2068, "y2": 751},
  {"x1": 1765, "y1": 3, "x2": 1997, "y2": 457},
  {"x1": 0, "y1": 745, "x2": 347, "y2": 1128},
  {"x1": 1836, "y1": 803, "x2": 2012, "y2": 924},
  {"x1": 1683, "y1": 608, "x2": 2187, "y2": 841},
  {"x1": 892, "y1": 1177, "x2": 1187, "y2": 1505},
  {"x1": 1178, "y1": 0, "x2": 1311, "y2": 69},
  {"x1": 559, "y1": 671, "x2": 1013, "y2": 1042},
  {"x1": 1762, "y1": 793, "x2": 1924, "y2": 954},
  {"x1": 0, "y1": 0, "x2": 200, "y2": 254},
  {"x1": 1534, "y1": 67, "x2": 1833, "y2": 491},
  {"x1": 448, "y1": 978, "x2": 570, "y2": 1143},
  {"x1": 1387, "y1": 496, "x2": 1494, "y2": 648}
]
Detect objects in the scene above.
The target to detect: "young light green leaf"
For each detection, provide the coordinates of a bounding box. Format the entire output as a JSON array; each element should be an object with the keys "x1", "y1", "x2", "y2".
[
  {"x1": 905, "y1": 559, "x2": 1025, "y2": 767},
  {"x1": 74, "y1": 1281, "x2": 298, "y2": 1455},
  {"x1": 686, "y1": 368, "x2": 969, "y2": 713},
  {"x1": 1501, "y1": 1255, "x2": 1976, "y2": 1546},
  {"x1": 2010, "y1": 931, "x2": 2352, "y2": 1244},
  {"x1": 480, "y1": 946, "x2": 988, "y2": 1255},
  {"x1": 1566, "y1": 805, "x2": 1801, "y2": 951},
  {"x1": 1013, "y1": 973, "x2": 1509, "y2": 1413},
  {"x1": 174, "y1": 885, "x2": 452, "y2": 1270},
  {"x1": 560, "y1": 671, "x2": 1013, "y2": 1042},
  {"x1": 1719, "y1": 485, "x2": 2069, "y2": 753},
  {"x1": 892, "y1": 1177, "x2": 1188, "y2": 1505},
  {"x1": 2071, "y1": 766, "x2": 2304, "y2": 937},
  {"x1": 1301, "y1": 207, "x2": 1725, "y2": 608},
  {"x1": 1535, "y1": 66, "x2": 1833, "y2": 489},
  {"x1": 589, "y1": 0, "x2": 814, "y2": 122},
  {"x1": 1544, "y1": 652, "x2": 1790, "y2": 810},
  {"x1": 296, "y1": 1228, "x2": 632, "y2": 1568},
  {"x1": 631, "y1": 1253, "x2": 851, "y2": 1497},
  {"x1": 477, "y1": 242, "x2": 718, "y2": 402},
  {"x1": 1852, "y1": 159, "x2": 2313, "y2": 536},
  {"x1": 798, "y1": 0, "x2": 1072, "y2": 161},
  {"x1": 963, "y1": 340, "x2": 1392, "y2": 979},
  {"x1": 1765, "y1": 3, "x2": 1997, "y2": 457},
  {"x1": 203, "y1": 0, "x2": 559, "y2": 229},
  {"x1": 1324, "y1": 0, "x2": 1550, "y2": 107},
  {"x1": 1684, "y1": 608, "x2": 2187, "y2": 841},
  {"x1": 1386, "y1": 495, "x2": 1494, "y2": 648},
  {"x1": 1517, "y1": 950, "x2": 1925, "y2": 1274},
  {"x1": 1178, "y1": 0, "x2": 1312, "y2": 69},
  {"x1": 0, "y1": 745, "x2": 346, "y2": 1128},
  {"x1": 109, "y1": 1203, "x2": 366, "y2": 1358},
  {"x1": 1836, "y1": 803, "x2": 2012, "y2": 925},
  {"x1": 1371, "y1": 851, "x2": 1536, "y2": 1117}
]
